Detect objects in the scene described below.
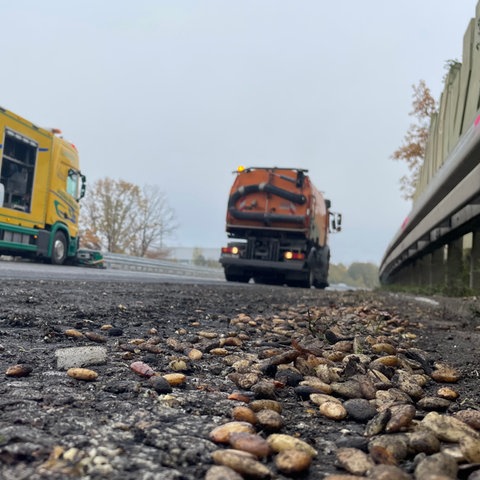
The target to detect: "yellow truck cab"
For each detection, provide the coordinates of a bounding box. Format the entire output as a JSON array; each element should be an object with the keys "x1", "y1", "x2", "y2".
[{"x1": 0, "y1": 106, "x2": 85, "y2": 264}]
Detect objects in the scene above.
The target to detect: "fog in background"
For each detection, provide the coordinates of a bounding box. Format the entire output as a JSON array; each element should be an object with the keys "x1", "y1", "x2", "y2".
[{"x1": 1, "y1": 1, "x2": 477, "y2": 264}]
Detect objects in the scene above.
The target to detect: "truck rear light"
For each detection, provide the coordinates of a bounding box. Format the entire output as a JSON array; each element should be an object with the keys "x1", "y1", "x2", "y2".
[
  {"x1": 222, "y1": 246, "x2": 240, "y2": 255},
  {"x1": 284, "y1": 251, "x2": 305, "y2": 260}
]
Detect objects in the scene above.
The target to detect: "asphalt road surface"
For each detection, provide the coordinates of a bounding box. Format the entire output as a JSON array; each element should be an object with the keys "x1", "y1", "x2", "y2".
[{"x1": 0, "y1": 261, "x2": 479, "y2": 479}]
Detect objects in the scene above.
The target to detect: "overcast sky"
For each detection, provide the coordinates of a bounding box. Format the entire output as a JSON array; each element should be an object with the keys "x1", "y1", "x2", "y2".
[{"x1": 1, "y1": 1, "x2": 477, "y2": 265}]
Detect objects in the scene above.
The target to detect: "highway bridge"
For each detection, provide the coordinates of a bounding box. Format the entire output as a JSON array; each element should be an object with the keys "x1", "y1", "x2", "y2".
[{"x1": 380, "y1": 1, "x2": 480, "y2": 293}]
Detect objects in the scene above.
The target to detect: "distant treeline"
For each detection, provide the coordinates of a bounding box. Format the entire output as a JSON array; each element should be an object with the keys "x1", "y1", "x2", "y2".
[{"x1": 328, "y1": 262, "x2": 379, "y2": 289}]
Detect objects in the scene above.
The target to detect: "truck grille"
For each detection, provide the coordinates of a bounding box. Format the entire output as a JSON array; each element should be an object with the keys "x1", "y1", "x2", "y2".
[
  {"x1": 246, "y1": 238, "x2": 279, "y2": 261},
  {"x1": 0, "y1": 229, "x2": 32, "y2": 245}
]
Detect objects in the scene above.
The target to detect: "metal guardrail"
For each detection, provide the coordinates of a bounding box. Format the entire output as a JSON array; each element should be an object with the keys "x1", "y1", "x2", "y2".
[
  {"x1": 103, "y1": 253, "x2": 225, "y2": 280},
  {"x1": 379, "y1": 7, "x2": 480, "y2": 286},
  {"x1": 379, "y1": 116, "x2": 480, "y2": 282}
]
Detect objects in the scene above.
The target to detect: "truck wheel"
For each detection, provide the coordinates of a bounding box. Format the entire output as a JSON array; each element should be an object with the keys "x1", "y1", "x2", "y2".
[
  {"x1": 288, "y1": 269, "x2": 313, "y2": 288},
  {"x1": 313, "y1": 278, "x2": 328, "y2": 289},
  {"x1": 51, "y1": 231, "x2": 67, "y2": 265},
  {"x1": 313, "y1": 267, "x2": 329, "y2": 289},
  {"x1": 225, "y1": 272, "x2": 250, "y2": 283},
  {"x1": 302, "y1": 269, "x2": 314, "y2": 289},
  {"x1": 254, "y1": 276, "x2": 284, "y2": 286}
]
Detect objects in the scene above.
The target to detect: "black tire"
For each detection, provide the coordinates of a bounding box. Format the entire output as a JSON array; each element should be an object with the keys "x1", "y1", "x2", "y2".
[
  {"x1": 312, "y1": 246, "x2": 330, "y2": 289},
  {"x1": 224, "y1": 271, "x2": 250, "y2": 283},
  {"x1": 287, "y1": 269, "x2": 313, "y2": 289},
  {"x1": 301, "y1": 269, "x2": 314, "y2": 288},
  {"x1": 254, "y1": 276, "x2": 284, "y2": 286},
  {"x1": 313, "y1": 278, "x2": 329, "y2": 289},
  {"x1": 51, "y1": 231, "x2": 68, "y2": 265}
]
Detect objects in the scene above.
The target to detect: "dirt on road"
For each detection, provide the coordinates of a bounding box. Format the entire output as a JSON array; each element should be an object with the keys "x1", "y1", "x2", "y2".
[{"x1": 0, "y1": 280, "x2": 479, "y2": 480}]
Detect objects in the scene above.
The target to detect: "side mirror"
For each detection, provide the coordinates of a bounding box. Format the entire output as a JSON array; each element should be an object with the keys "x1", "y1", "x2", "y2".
[
  {"x1": 330, "y1": 212, "x2": 342, "y2": 232},
  {"x1": 0, "y1": 183, "x2": 4, "y2": 207},
  {"x1": 79, "y1": 175, "x2": 86, "y2": 200},
  {"x1": 325, "y1": 199, "x2": 331, "y2": 209}
]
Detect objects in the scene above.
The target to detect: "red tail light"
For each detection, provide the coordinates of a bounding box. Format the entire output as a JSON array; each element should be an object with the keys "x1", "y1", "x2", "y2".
[
  {"x1": 284, "y1": 251, "x2": 305, "y2": 260},
  {"x1": 222, "y1": 246, "x2": 240, "y2": 255}
]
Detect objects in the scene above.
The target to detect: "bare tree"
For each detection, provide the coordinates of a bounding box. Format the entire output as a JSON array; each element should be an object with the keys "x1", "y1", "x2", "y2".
[
  {"x1": 80, "y1": 178, "x2": 178, "y2": 256},
  {"x1": 392, "y1": 80, "x2": 437, "y2": 200},
  {"x1": 80, "y1": 178, "x2": 141, "y2": 253},
  {"x1": 131, "y1": 184, "x2": 178, "y2": 257}
]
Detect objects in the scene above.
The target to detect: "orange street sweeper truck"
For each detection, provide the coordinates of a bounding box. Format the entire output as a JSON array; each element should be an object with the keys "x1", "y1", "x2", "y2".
[{"x1": 220, "y1": 166, "x2": 341, "y2": 288}]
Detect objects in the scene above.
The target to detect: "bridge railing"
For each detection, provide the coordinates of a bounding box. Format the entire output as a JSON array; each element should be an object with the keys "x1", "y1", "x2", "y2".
[
  {"x1": 380, "y1": 3, "x2": 480, "y2": 291},
  {"x1": 379, "y1": 116, "x2": 480, "y2": 288},
  {"x1": 103, "y1": 253, "x2": 225, "y2": 280}
]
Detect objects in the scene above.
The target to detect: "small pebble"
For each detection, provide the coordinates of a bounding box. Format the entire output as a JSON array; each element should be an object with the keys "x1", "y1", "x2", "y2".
[
  {"x1": 437, "y1": 386, "x2": 459, "y2": 400},
  {"x1": 310, "y1": 393, "x2": 342, "y2": 406},
  {"x1": 229, "y1": 432, "x2": 271, "y2": 458},
  {"x1": 249, "y1": 400, "x2": 282, "y2": 413},
  {"x1": 251, "y1": 380, "x2": 276, "y2": 399},
  {"x1": 324, "y1": 476, "x2": 368, "y2": 480},
  {"x1": 431, "y1": 364, "x2": 462, "y2": 383},
  {"x1": 85, "y1": 332, "x2": 107, "y2": 343},
  {"x1": 407, "y1": 429, "x2": 440, "y2": 455},
  {"x1": 210, "y1": 348, "x2": 229, "y2": 356},
  {"x1": 255, "y1": 409, "x2": 284, "y2": 432},
  {"x1": 371, "y1": 343, "x2": 397, "y2": 355},
  {"x1": 130, "y1": 361, "x2": 155, "y2": 378},
  {"x1": 459, "y1": 434, "x2": 480, "y2": 462},
  {"x1": 454, "y1": 409, "x2": 480, "y2": 430},
  {"x1": 343, "y1": 398, "x2": 377, "y2": 422},
  {"x1": 162, "y1": 373, "x2": 186, "y2": 386},
  {"x1": 211, "y1": 449, "x2": 272, "y2": 478},
  {"x1": 335, "y1": 447, "x2": 375, "y2": 476},
  {"x1": 368, "y1": 434, "x2": 409, "y2": 462},
  {"x1": 67, "y1": 368, "x2": 98, "y2": 381},
  {"x1": 5, "y1": 364, "x2": 33, "y2": 377},
  {"x1": 107, "y1": 327, "x2": 124, "y2": 336},
  {"x1": 64, "y1": 329, "x2": 84, "y2": 339},
  {"x1": 209, "y1": 422, "x2": 256, "y2": 443},
  {"x1": 416, "y1": 396, "x2": 451, "y2": 411},
  {"x1": 188, "y1": 348, "x2": 203, "y2": 360},
  {"x1": 148, "y1": 375, "x2": 173, "y2": 394},
  {"x1": 198, "y1": 331, "x2": 218, "y2": 339},
  {"x1": 414, "y1": 452, "x2": 458, "y2": 479},
  {"x1": 168, "y1": 359, "x2": 188, "y2": 372},
  {"x1": 228, "y1": 392, "x2": 253, "y2": 403},
  {"x1": 421, "y1": 411, "x2": 478, "y2": 442},
  {"x1": 385, "y1": 404, "x2": 416, "y2": 433},
  {"x1": 331, "y1": 380, "x2": 363, "y2": 399},
  {"x1": 205, "y1": 465, "x2": 243, "y2": 480},
  {"x1": 319, "y1": 401, "x2": 348, "y2": 421},
  {"x1": 368, "y1": 464, "x2": 412, "y2": 480},
  {"x1": 231, "y1": 406, "x2": 257, "y2": 425},
  {"x1": 267, "y1": 433, "x2": 317, "y2": 457},
  {"x1": 274, "y1": 448, "x2": 312, "y2": 474}
]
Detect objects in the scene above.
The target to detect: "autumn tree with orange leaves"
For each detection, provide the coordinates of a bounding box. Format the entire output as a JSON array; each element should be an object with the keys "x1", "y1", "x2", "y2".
[
  {"x1": 392, "y1": 80, "x2": 437, "y2": 200},
  {"x1": 79, "y1": 178, "x2": 177, "y2": 257}
]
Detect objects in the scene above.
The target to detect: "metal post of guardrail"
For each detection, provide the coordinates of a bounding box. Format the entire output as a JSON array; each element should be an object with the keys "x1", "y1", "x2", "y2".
[
  {"x1": 431, "y1": 253, "x2": 441, "y2": 288},
  {"x1": 446, "y1": 238, "x2": 464, "y2": 292},
  {"x1": 471, "y1": 230, "x2": 480, "y2": 289},
  {"x1": 417, "y1": 257, "x2": 429, "y2": 287}
]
